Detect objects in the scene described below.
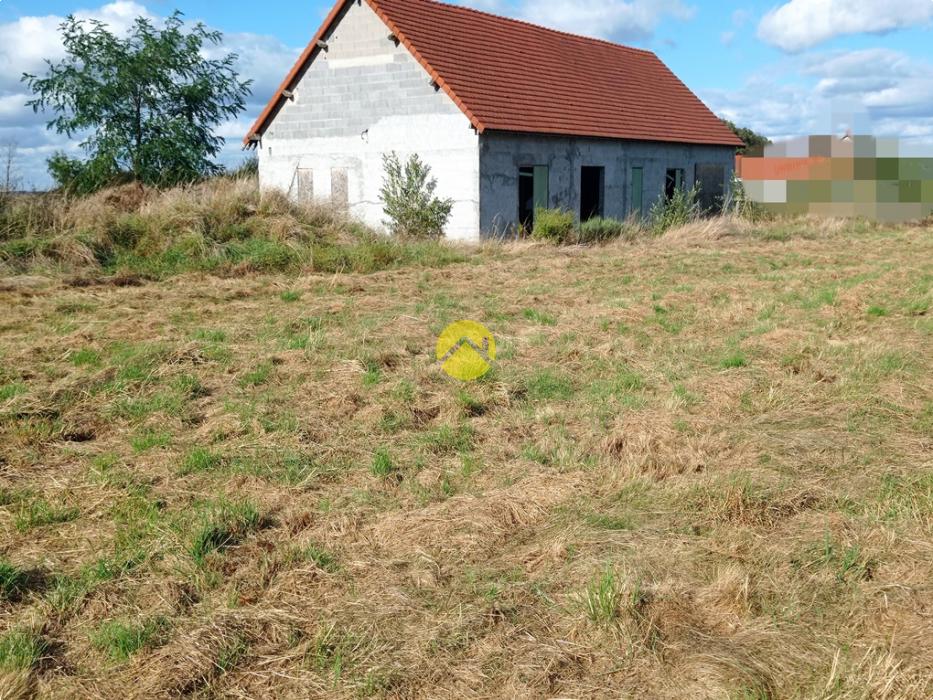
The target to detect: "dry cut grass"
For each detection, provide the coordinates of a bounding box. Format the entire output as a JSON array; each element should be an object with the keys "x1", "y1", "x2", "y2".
[{"x1": 0, "y1": 218, "x2": 931, "y2": 698}]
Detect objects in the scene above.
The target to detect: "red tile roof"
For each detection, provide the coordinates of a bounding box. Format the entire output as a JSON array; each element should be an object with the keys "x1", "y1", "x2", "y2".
[{"x1": 245, "y1": 0, "x2": 744, "y2": 148}]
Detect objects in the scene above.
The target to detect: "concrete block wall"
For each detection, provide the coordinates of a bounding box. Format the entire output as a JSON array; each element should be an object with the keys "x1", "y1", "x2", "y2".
[
  {"x1": 259, "y1": 0, "x2": 480, "y2": 239},
  {"x1": 478, "y1": 132, "x2": 737, "y2": 237}
]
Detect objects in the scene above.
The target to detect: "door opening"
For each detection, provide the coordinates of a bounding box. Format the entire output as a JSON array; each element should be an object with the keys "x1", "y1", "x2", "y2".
[
  {"x1": 580, "y1": 166, "x2": 604, "y2": 221},
  {"x1": 665, "y1": 168, "x2": 685, "y2": 200},
  {"x1": 518, "y1": 165, "x2": 548, "y2": 231}
]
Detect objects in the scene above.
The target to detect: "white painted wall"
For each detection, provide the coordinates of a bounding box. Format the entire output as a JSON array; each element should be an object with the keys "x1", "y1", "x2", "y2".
[{"x1": 257, "y1": 0, "x2": 480, "y2": 240}]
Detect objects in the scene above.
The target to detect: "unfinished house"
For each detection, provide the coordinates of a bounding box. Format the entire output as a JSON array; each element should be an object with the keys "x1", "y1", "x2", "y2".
[{"x1": 245, "y1": 0, "x2": 743, "y2": 240}]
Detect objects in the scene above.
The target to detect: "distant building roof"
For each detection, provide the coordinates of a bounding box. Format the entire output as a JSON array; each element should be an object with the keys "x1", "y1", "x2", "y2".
[{"x1": 245, "y1": 0, "x2": 744, "y2": 148}]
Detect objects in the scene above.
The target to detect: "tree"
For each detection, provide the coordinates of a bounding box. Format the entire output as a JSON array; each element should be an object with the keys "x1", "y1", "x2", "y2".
[
  {"x1": 23, "y1": 12, "x2": 251, "y2": 194},
  {"x1": 722, "y1": 119, "x2": 771, "y2": 155},
  {"x1": 380, "y1": 152, "x2": 453, "y2": 239}
]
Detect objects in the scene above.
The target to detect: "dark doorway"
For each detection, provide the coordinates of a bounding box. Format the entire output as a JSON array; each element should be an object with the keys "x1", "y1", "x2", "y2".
[
  {"x1": 665, "y1": 168, "x2": 685, "y2": 200},
  {"x1": 580, "y1": 166, "x2": 604, "y2": 221},
  {"x1": 518, "y1": 165, "x2": 548, "y2": 231},
  {"x1": 694, "y1": 163, "x2": 725, "y2": 213}
]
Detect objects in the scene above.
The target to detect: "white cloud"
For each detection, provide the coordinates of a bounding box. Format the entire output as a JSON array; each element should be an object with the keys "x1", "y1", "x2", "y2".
[
  {"x1": 702, "y1": 49, "x2": 933, "y2": 146},
  {"x1": 0, "y1": 2, "x2": 299, "y2": 189},
  {"x1": 758, "y1": 0, "x2": 933, "y2": 52},
  {"x1": 517, "y1": 0, "x2": 695, "y2": 41}
]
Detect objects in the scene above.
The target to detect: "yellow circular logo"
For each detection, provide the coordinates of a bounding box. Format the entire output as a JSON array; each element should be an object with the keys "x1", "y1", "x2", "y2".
[{"x1": 436, "y1": 320, "x2": 495, "y2": 381}]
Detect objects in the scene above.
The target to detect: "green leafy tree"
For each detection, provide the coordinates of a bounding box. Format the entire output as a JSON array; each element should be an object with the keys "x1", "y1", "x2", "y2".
[
  {"x1": 721, "y1": 119, "x2": 772, "y2": 155},
  {"x1": 23, "y1": 12, "x2": 251, "y2": 194},
  {"x1": 380, "y1": 152, "x2": 453, "y2": 239}
]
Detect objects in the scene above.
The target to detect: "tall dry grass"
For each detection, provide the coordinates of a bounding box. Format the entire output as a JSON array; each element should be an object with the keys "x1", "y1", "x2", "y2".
[{"x1": 0, "y1": 177, "x2": 466, "y2": 277}]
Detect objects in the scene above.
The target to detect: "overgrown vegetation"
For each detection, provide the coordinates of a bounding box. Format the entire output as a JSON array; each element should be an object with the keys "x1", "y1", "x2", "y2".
[
  {"x1": 0, "y1": 177, "x2": 468, "y2": 277},
  {"x1": 649, "y1": 184, "x2": 702, "y2": 235},
  {"x1": 379, "y1": 152, "x2": 453, "y2": 239},
  {"x1": 531, "y1": 207, "x2": 575, "y2": 243}
]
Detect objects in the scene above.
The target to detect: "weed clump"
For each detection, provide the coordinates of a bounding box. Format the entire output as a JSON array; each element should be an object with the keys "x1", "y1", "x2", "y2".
[
  {"x1": 190, "y1": 499, "x2": 263, "y2": 564},
  {"x1": 531, "y1": 207, "x2": 575, "y2": 243}
]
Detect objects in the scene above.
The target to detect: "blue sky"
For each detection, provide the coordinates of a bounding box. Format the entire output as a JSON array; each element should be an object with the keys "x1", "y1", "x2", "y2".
[{"x1": 2, "y1": 0, "x2": 932, "y2": 188}]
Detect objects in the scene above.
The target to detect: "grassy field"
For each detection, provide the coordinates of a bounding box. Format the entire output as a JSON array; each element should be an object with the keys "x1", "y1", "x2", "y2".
[{"x1": 0, "y1": 216, "x2": 931, "y2": 698}]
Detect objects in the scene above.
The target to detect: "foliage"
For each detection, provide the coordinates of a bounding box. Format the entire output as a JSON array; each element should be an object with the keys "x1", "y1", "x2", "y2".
[
  {"x1": 0, "y1": 178, "x2": 468, "y2": 277},
  {"x1": 380, "y1": 152, "x2": 453, "y2": 238},
  {"x1": 23, "y1": 12, "x2": 251, "y2": 194},
  {"x1": 531, "y1": 207, "x2": 575, "y2": 243},
  {"x1": 578, "y1": 216, "x2": 630, "y2": 243},
  {"x1": 721, "y1": 119, "x2": 771, "y2": 155},
  {"x1": 226, "y1": 155, "x2": 259, "y2": 179},
  {"x1": 649, "y1": 185, "x2": 702, "y2": 235},
  {"x1": 723, "y1": 172, "x2": 772, "y2": 222}
]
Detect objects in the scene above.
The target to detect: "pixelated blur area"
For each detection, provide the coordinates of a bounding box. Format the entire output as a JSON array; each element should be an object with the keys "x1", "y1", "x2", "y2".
[{"x1": 736, "y1": 136, "x2": 933, "y2": 222}]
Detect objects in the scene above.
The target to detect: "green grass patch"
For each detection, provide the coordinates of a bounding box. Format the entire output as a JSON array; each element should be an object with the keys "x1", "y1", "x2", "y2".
[
  {"x1": 419, "y1": 424, "x2": 474, "y2": 454},
  {"x1": 239, "y1": 361, "x2": 273, "y2": 387},
  {"x1": 0, "y1": 559, "x2": 29, "y2": 601},
  {"x1": 0, "y1": 629, "x2": 46, "y2": 671},
  {"x1": 91, "y1": 617, "x2": 169, "y2": 662},
  {"x1": 14, "y1": 497, "x2": 79, "y2": 532},
  {"x1": 179, "y1": 447, "x2": 224, "y2": 475},
  {"x1": 71, "y1": 348, "x2": 102, "y2": 367},
  {"x1": 371, "y1": 448, "x2": 397, "y2": 477},
  {"x1": 719, "y1": 352, "x2": 748, "y2": 369},
  {"x1": 190, "y1": 499, "x2": 264, "y2": 564},
  {"x1": 522, "y1": 308, "x2": 556, "y2": 326},
  {"x1": 130, "y1": 428, "x2": 171, "y2": 453},
  {"x1": 525, "y1": 370, "x2": 574, "y2": 401},
  {"x1": 302, "y1": 543, "x2": 339, "y2": 573}
]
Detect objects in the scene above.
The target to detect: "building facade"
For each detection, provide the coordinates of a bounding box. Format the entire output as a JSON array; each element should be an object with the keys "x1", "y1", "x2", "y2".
[{"x1": 249, "y1": 0, "x2": 742, "y2": 240}]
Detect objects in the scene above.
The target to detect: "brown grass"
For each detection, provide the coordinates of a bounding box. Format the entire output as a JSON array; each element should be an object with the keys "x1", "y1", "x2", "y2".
[{"x1": 0, "y1": 217, "x2": 931, "y2": 698}]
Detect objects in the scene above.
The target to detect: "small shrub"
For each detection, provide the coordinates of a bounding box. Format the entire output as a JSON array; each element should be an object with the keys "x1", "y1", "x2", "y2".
[
  {"x1": 723, "y1": 172, "x2": 772, "y2": 222},
  {"x1": 578, "y1": 216, "x2": 624, "y2": 243},
  {"x1": 649, "y1": 185, "x2": 701, "y2": 235},
  {"x1": 380, "y1": 152, "x2": 452, "y2": 239},
  {"x1": 531, "y1": 207, "x2": 575, "y2": 244}
]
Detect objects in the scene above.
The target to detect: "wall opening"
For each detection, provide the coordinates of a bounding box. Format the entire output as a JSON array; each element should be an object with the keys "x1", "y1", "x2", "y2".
[
  {"x1": 580, "y1": 166, "x2": 604, "y2": 221},
  {"x1": 695, "y1": 163, "x2": 726, "y2": 213},
  {"x1": 631, "y1": 166, "x2": 644, "y2": 217},
  {"x1": 518, "y1": 165, "x2": 548, "y2": 231},
  {"x1": 331, "y1": 167, "x2": 348, "y2": 210},
  {"x1": 665, "y1": 168, "x2": 685, "y2": 200},
  {"x1": 296, "y1": 168, "x2": 313, "y2": 202}
]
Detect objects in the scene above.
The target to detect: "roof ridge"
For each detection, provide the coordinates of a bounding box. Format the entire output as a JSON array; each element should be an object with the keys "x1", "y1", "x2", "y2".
[{"x1": 390, "y1": 0, "x2": 657, "y2": 57}]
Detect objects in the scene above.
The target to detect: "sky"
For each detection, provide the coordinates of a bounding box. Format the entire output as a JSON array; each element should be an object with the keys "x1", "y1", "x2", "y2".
[{"x1": 1, "y1": 0, "x2": 932, "y2": 188}]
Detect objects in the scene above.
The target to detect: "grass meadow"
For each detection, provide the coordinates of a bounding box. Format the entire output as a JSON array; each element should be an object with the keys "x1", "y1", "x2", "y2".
[{"x1": 0, "y1": 183, "x2": 931, "y2": 698}]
